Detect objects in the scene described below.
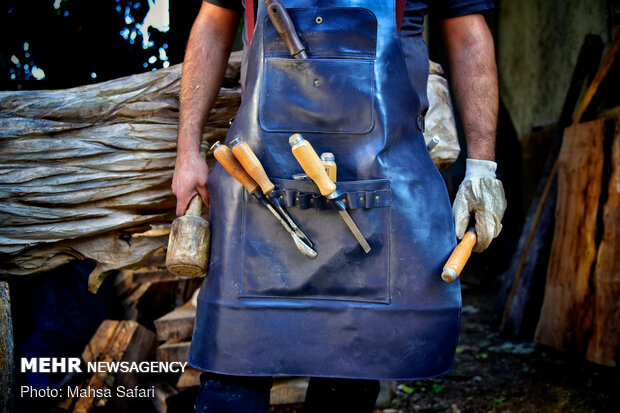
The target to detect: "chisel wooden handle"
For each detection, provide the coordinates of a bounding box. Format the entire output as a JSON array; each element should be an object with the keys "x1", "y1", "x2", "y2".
[
  {"x1": 442, "y1": 229, "x2": 477, "y2": 282},
  {"x1": 321, "y1": 152, "x2": 337, "y2": 182},
  {"x1": 230, "y1": 138, "x2": 275, "y2": 194},
  {"x1": 211, "y1": 141, "x2": 260, "y2": 194},
  {"x1": 289, "y1": 134, "x2": 337, "y2": 196}
]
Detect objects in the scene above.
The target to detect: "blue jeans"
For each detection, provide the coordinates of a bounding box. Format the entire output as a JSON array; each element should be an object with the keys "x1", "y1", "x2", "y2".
[{"x1": 194, "y1": 372, "x2": 380, "y2": 413}]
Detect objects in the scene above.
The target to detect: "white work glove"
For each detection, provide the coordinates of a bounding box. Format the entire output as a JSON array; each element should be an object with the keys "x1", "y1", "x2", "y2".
[{"x1": 453, "y1": 158, "x2": 507, "y2": 252}]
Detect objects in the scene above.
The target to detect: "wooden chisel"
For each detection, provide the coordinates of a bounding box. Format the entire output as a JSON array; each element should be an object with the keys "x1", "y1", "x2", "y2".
[
  {"x1": 288, "y1": 133, "x2": 371, "y2": 253},
  {"x1": 442, "y1": 228, "x2": 477, "y2": 282},
  {"x1": 211, "y1": 141, "x2": 317, "y2": 258},
  {"x1": 229, "y1": 137, "x2": 314, "y2": 249}
]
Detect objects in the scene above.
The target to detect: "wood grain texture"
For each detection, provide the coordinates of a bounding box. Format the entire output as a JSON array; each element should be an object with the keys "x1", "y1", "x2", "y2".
[
  {"x1": 442, "y1": 230, "x2": 477, "y2": 282},
  {"x1": 586, "y1": 120, "x2": 620, "y2": 366},
  {"x1": 156, "y1": 341, "x2": 190, "y2": 364},
  {"x1": 0, "y1": 282, "x2": 14, "y2": 413},
  {"x1": 231, "y1": 140, "x2": 275, "y2": 194},
  {"x1": 0, "y1": 54, "x2": 242, "y2": 277},
  {"x1": 64, "y1": 320, "x2": 157, "y2": 413},
  {"x1": 212, "y1": 142, "x2": 260, "y2": 193},
  {"x1": 154, "y1": 300, "x2": 196, "y2": 342},
  {"x1": 535, "y1": 119, "x2": 605, "y2": 356},
  {"x1": 500, "y1": 35, "x2": 605, "y2": 338}
]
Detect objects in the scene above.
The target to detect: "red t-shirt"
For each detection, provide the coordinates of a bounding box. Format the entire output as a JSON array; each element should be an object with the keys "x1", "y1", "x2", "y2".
[{"x1": 205, "y1": 0, "x2": 493, "y2": 45}]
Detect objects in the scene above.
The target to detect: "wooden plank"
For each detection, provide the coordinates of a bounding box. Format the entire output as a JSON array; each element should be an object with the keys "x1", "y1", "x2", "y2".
[
  {"x1": 133, "y1": 267, "x2": 180, "y2": 283},
  {"x1": 0, "y1": 282, "x2": 14, "y2": 413},
  {"x1": 585, "y1": 120, "x2": 620, "y2": 366},
  {"x1": 535, "y1": 119, "x2": 606, "y2": 354},
  {"x1": 499, "y1": 35, "x2": 605, "y2": 337},
  {"x1": 156, "y1": 341, "x2": 191, "y2": 364},
  {"x1": 270, "y1": 378, "x2": 309, "y2": 405},
  {"x1": 66, "y1": 320, "x2": 157, "y2": 413},
  {"x1": 573, "y1": 36, "x2": 620, "y2": 123},
  {"x1": 177, "y1": 367, "x2": 202, "y2": 389},
  {"x1": 154, "y1": 301, "x2": 197, "y2": 342},
  {"x1": 119, "y1": 278, "x2": 201, "y2": 327}
]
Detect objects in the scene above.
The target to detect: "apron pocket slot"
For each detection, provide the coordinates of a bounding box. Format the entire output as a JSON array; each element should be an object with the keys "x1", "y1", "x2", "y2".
[
  {"x1": 259, "y1": 58, "x2": 375, "y2": 135},
  {"x1": 239, "y1": 178, "x2": 391, "y2": 304}
]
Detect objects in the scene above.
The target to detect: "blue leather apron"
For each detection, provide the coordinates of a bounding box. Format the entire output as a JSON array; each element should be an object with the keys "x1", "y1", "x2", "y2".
[{"x1": 189, "y1": 0, "x2": 460, "y2": 380}]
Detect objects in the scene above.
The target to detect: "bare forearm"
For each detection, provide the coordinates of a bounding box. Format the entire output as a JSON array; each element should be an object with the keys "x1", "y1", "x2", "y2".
[
  {"x1": 177, "y1": 4, "x2": 240, "y2": 160},
  {"x1": 442, "y1": 14, "x2": 498, "y2": 161},
  {"x1": 172, "y1": 4, "x2": 240, "y2": 215}
]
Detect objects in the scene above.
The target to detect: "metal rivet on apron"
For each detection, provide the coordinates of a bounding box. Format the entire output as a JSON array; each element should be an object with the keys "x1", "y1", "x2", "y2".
[
  {"x1": 342, "y1": 199, "x2": 346, "y2": 203},
  {"x1": 280, "y1": 195, "x2": 284, "y2": 200},
  {"x1": 375, "y1": 196, "x2": 380, "y2": 200},
  {"x1": 359, "y1": 197, "x2": 364, "y2": 202},
  {"x1": 315, "y1": 16, "x2": 323, "y2": 24},
  {"x1": 295, "y1": 197, "x2": 299, "y2": 202},
  {"x1": 313, "y1": 79, "x2": 320, "y2": 87},
  {"x1": 417, "y1": 114, "x2": 425, "y2": 132}
]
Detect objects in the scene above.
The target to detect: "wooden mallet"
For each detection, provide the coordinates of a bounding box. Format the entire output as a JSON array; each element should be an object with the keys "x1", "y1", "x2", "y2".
[
  {"x1": 442, "y1": 228, "x2": 477, "y2": 282},
  {"x1": 165, "y1": 195, "x2": 210, "y2": 278}
]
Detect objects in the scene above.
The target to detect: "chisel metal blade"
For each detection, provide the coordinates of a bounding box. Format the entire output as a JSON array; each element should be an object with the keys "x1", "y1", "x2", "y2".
[
  {"x1": 269, "y1": 197, "x2": 314, "y2": 248},
  {"x1": 337, "y1": 209, "x2": 371, "y2": 253},
  {"x1": 259, "y1": 197, "x2": 317, "y2": 258},
  {"x1": 211, "y1": 141, "x2": 317, "y2": 258},
  {"x1": 230, "y1": 137, "x2": 315, "y2": 249},
  {"x1": 289, "y1": 133, "x2": 371, "y2": 253}
]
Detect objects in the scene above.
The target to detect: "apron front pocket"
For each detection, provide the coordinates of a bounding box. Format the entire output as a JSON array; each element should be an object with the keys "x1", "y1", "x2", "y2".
[
  {"x1": 238, "y1": 178, "x2": 391, "y2": 304},
  {"x1": 260, "y1": 58, "x2": 375, "y2": 134},
  {"x1": 260, "y1": 7, "x2": 377, "y2": 135}
]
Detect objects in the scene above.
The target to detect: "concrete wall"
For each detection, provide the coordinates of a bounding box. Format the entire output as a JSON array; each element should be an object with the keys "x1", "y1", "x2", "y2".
[{"x1": 498, "y1": 0, "x2": 609, "y2": 138}]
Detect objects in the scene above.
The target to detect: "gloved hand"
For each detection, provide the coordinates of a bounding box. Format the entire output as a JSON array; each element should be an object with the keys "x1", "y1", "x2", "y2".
[{"x1": 453, "y1": 158, "x2": 507, "y2": 252}]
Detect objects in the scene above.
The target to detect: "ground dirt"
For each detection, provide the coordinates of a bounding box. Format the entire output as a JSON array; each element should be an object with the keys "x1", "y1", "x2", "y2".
[{"x1": 271, "y1": 280, "x2": 620, "y2": 413}]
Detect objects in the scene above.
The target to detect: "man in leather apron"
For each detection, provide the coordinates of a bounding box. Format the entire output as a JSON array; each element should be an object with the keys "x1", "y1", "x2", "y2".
[{"x1": 172, "y1": 1, "x2": 506, "y2": 411}]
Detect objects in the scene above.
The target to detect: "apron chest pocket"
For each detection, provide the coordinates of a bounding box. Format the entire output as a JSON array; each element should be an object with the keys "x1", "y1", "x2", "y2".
[
  {"x1": 238, "y1": 178, "x2": 391, "y2": 304},
  {"x1": 260, "y1": 7, "x2": 377, "y2": 135}
]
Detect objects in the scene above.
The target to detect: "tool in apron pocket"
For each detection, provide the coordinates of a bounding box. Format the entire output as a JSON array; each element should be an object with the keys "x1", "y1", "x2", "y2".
[
  {"x1": 211, "y1": 141, "x2": 317, "y2": 258},
  {"x1": 289, "y1": 133, "x2": 371, "y2": 253},
  {"x1": 230, "y1": 137, "x2": 314, "y2": 249}
]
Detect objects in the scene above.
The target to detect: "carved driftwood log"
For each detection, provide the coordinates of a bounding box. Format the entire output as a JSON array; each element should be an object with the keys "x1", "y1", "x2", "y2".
[{"x1": 0, "y1": 53, "x2": 242, "y2": 281}]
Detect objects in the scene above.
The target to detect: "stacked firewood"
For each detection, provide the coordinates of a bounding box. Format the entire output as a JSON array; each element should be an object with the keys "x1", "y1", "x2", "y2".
[{"x1": 57, "y1": 248, "x2": 307, "y2": 413}]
